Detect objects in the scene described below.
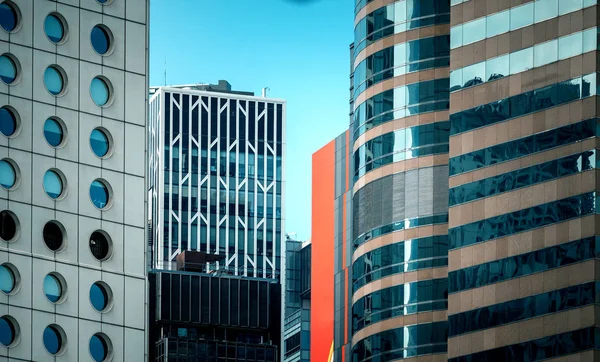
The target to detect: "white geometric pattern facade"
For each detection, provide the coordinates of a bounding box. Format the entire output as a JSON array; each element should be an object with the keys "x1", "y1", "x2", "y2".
[{"x1": 149, "y1": 87, "x2": 286, "y2": 279}]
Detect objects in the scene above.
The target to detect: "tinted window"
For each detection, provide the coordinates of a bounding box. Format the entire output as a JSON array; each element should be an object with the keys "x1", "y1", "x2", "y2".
[
  {"x1": 0, "y1": 107, "x2": 16, "y2": 137},
  {"x1": 0, "y1": 3, "x2": 17, "y2": 32},
  {"x1": 44, "y1": 66, "x2": 64, "y2": 96},
  {"x1": 43, "y1": 170, "x2": 63, "y2": 199},
  {"x1": 43, "y1": 118, "x2": 63, "y2": 147},
  {"x1": 90, "y1": 180, "x2": 109, "y2": 209},
  {"x1": 0, "y1": 55, "x2": 16, "y2": 84},
  {"x1": 43, "y1": 274, "x2": 62, "y2": 303},
  {"x1": 0, "y1": 160, "x2": 15, "y2": 189},
  {"x1": 0, "y1": 265, "x2": 14, "y2": 294},
  {"x1": 44, "y1": 14, "x2": 64, "y2": 43}
]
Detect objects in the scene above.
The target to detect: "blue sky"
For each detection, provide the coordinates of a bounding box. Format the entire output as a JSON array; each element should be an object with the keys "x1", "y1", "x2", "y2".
[{"x1": 149, "y1": 0, "x2": 354, "y2": 241}]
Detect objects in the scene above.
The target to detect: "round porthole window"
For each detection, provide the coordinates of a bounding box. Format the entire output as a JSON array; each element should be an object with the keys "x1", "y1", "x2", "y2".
[
  {"x1": 90, "y1": 25, "x2": 113, "y2": 55},
  {"x1": 43, "y1": 324, "x2": 66, "y2": 355},
  {"x1": 0, "y1": 210, "x2": 18, "y2": 242},
  {"x1": 0, "y1": 263, "x2": 17, "y2": 294},
  {"x1": 44, "y1": 65, "x2": 67, "y2": 96},
  {"x1": 0, "y1": 2, "x2": 20, "y2": 33},
  {"x1": 90, "y1": 282, "x2": 112, "y2": 312},
  {"x1": 90, "y1": 128, "x2": 111, "y2": 158},
  {"x1": 43, "y1": 220, "x2": 66, "y2": 252},
  {"x1": 90, "y1": 333, "x2": 112, "y2": 362},
  {"x1": 0, "y1": 315, "x2": 19, "y2": 347},
  {"x1": 43, "y1": 169, "x2": 66, "y2": 200},
  {"x1": 90, "y1": 77, "x2": 112, "y2": 107},
  {"x1": 0, "y1": 106, "x2": 18, "y2": 137},
  {"x1": 43, "y1": 273, "x2": 66, "y2": 304},
  {"x1": 0, "y1": 158, "x2": 18, "y2": 190},
  {"x1": 44, "y1": 13, "x2": 67, "y2": 44},
  {"x1": 90, "y1": 179, "x2": 111, "y2": 209},
  {"x1": 89, "y1": 230, "x2": 112, "y2": 261},
  {"x1": 43, "y1": 118, "x2": 66, "y2": 148},
  {"x1": 0, "y1": 54, "x2": 19, "y2": 85}
]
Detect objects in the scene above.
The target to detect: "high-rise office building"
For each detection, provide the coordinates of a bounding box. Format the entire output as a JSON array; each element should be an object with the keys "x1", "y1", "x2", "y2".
[
  {"x1": 0, "y1": 0, "x2": 149, "y2": 361},
  {"x1": 348, "y1": 0, "x2": 451, "y2": 361},
  {"x1": 147, "y1": 82, "x2": 285, "y2": 361},
  {"x1": 447, "y1": 0, "x2": 600, "y2": 360}
]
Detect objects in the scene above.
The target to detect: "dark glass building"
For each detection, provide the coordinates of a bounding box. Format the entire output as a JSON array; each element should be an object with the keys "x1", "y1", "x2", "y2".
[{"x1": 447, "y1": 0, "x2": 600, "y2": 360}]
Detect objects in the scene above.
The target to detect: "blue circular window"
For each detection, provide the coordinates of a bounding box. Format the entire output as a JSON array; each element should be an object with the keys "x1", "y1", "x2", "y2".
[
  {"x1": 0, "y1": 107, "x2": 17, "y2": 137},
  {"x1": 90, "y1": 180, "x2": 110, "y2": 209},
  {"x1": 96, "y1": 0, "x2": 111, "y2": 4},
  {"x1": 44, "y1": 14, "x2": 65, "y2": 44},
  {"x1": 44, "y1": 66, "x2": 65, "y2": 96},
  {"x1": 90, "y1": 129, "x2": 110, "y2": 157},
  {"x1": 43, "y1": 325, "x2": 63, "y2": 355},
  {"x1": 43, "y1": 118, "x2": 64, "y2": 147},
  {"x1": 90, "y1": 25, "x2": 111, "y2": 55},
  {"x1": 0, "y1": 159, "x2": 16, "y2": 189},
  {"x1": 90, "y1": 334, "x2": 109, "y2": 362},
  {"x1": 0, "y1": 3, "x2": 18, "y2": 33},
  {"x1": 0, "y1": 264, "x2": 14, "y2": 294},
  {"x1": 43, "y1": 170, "x2": 64, "y2": 199},
  {"x1": 43, "y1": 274, "x2": 63, "y2": 303},
  {"x1": 90, "y1": 77, "x2": 110, "y2": 107},
  {"x1": 90, "y1": 282, "x2": 110, "y2": 312},
  {"x1": 0, "y1": 55, "x2": 16, "y2": 84},
  {"x1": 0, "y1": 316, "x2": 16, "y2": 347}
]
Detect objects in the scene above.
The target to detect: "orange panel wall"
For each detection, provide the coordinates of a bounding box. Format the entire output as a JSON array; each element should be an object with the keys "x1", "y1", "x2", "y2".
[{"x1": 311, "y1": 140, "x2": 336, "y2": 362}]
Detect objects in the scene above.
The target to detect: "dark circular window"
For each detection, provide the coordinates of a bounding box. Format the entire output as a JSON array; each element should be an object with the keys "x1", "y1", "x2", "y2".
[
  {"x1": 43, "y1": 221, "x2": 65, "y2": 252},
  {"x1": 44, "y1": 13, "x2": 66, "y2": 44},
  {"x1": 96, "y1": 0, "x2": 112, "y2": 5},
  {"x1": 90, "y1": 180, "x2": 110, "y2": 209},
  {"x1": 90, "y1": 25, "x2": 112, "y2": 55},
  {"x1": 0, "y1": 210, "x2": 17, "y2": 242},
  {"x1": 43, "y1": 274, "x2": 63, "y2": 303},
  {"x1": 90, "y1": 128, "x2": 110, "y2": 157},
  {"x1": 89, "y1": 231, "x2": 111, "y2": 261},
  {"x1": 0, "y1": 54, "x2": 17, "y2": 85},
  {"x1": 0, "y1": 264, "x2": 14, "y2": 294},
  {"x1": 0, "y1": 316, "x2": 17, "y2": 347},
  {"x1": 44, "y1": 66, "x2": 65, "y2": 96},
  {"x1": 0, "y1": 2, "x2": 19, "y2": 33},
  {"x1": 90, "y1": 282, "x2": 110, "y2": 312},
  {"x1": 43, "y1": 118, "x2": 65, "y2": 148},
  {"x1": 90, "y1": 333, "x2": 110, "y2": 362},
  {"x1": 0, "y1": 106, "x2": 17, "y2": 137},
  {"x1": 43, "y1": 325, "x2": 64, "y2": 355}
]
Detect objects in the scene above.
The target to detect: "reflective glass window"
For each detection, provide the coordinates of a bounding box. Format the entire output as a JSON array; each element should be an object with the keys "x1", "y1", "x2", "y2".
[
  {"x1": 0, "y1": 316, "x2": 15, "y2": 346},
  {"x1": 450, "y1": 26, "x2": 462, "y2": 49},
  {"x1": 486, "y1": 10, "x2": 510, "y2": 38},
  {"x1": 461, "y1": 62, "x2": 485, "y2": 88},
  {"x1": 91, "y1": 25, "x2": 111, "y2": 55},
  {"x1": 44, "y1": 14, "x2": 64, "y2": 44},
  {"x1": 0, "y1": 210, "x2": 17, "y2": 242},
  {"x1": 0, "y1": 265, "x2": 14, "y2": 294},
  {"x1": 43, "y1": 118, "x2": 63, "y2": 147},
  {"x1": 90, "y1": 334, "x2": 108, "y2": 362},
  {"x1": 89, "y1": 231, "x2": 111, "y2": 260},
  {"x1": 485, "y1": 54, "x2": 509, "y2": 81},
  {"x1": 43, "y1": 170, "x2": 63, "y2": 199},
  {"x1": 90, "y1": 180, "x2": 109, "y2": 209},
  {"x1": 44, "y1": 66, "x2": 64, "y2": 96},
  {"x1": 583, "y1": 27, "x2": 597, "y2": 52},
  {"x1": 533, "y1": 39, "x2": 558, "y2": 67},
  {"x1": 90, "y1": 77, "x2": 110, "y2": 106},
  {"x1": 510, "y1": 2, "x2": 534, "y2": 30},
  {"x1": 535, "y1": 0, "x2": 558, "y2": 22},
  {"x1": 90, "y1": 129, "x2": 109, "y2": 157},
  {"x1": 559, "y1": 31, "x2": 583, "y2": 60},
  {"x1": 0, "y1": 160, "x2": 15, "y2": 189},
  {"x1": 560, "y1": 0, "x2": 584, "y2": 15},
  {"x1": 90, "y1": 283, "x2": 109, "y2": 311},
  {"x1": 97, "y1": 0, "x2": 110, "y2": 3},
  {"x1": 0, "y1": 3, "x2": 17, "y2": 32},
  {"x1": 0, "y1": 107, "x2": 16, "y2": 137},
  {"x1": 43, "y1": 274, "x2": 62, "y2": 303},
  {"x1": 462, "y1": 18, "x2": 485, "y2": 45},
  {"x1": 509, "y1": 47, "x2": 533, "y2": 74},
  {"x1": 43, "y1": 325, "x2": 62, "y2": 355},
  {"x1": 0, "y1": 55, "x2": 16, "y2": 84}
]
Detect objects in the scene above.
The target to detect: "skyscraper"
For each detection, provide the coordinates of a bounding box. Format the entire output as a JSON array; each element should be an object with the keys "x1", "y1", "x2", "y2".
[
  {"x1": 147, "y1": 82, "x2": 286, "y2": 361},
  {"x1": 349, "y1": 0, "x2": 451, "y2": 361},
  {"x1": 447, "y1": 0, "x2": 600, "y2": 360},
  {"x1": 0, "y1": 0, "x2": 149, "y2": 361}
]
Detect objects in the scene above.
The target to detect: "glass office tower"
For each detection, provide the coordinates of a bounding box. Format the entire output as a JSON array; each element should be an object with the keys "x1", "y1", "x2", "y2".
[
  {"x1": 0, "y1": 0, "x2": 149, "y2": 361},
  {"x1": 447, "y1": 0, "x2": 600, "y2": 360},
  {"x1": 350, "y1": 0, "x2": 451, "y2": 361}
]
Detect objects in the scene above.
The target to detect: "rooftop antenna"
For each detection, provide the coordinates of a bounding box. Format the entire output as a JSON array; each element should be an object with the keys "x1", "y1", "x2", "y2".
[{"x1": 261, "y1": 87, "x2": 270, "y2": 97}]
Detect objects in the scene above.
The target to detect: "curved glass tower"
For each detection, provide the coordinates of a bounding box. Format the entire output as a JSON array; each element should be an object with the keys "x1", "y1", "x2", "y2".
[{"x1": 350, "y1": 0, "x2": 451, "y2": 361}]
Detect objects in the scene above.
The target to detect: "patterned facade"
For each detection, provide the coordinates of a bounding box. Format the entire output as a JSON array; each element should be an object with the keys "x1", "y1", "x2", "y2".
[
  {"x1": 148, "y1": 87, "x2": 286, "y2": 279},
  {"x1": 447, "y1": 0, "x2": 600, "y2": 360},
  {"x1": 0, "y1": 0, "x2": 148, "y2": 361}
]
